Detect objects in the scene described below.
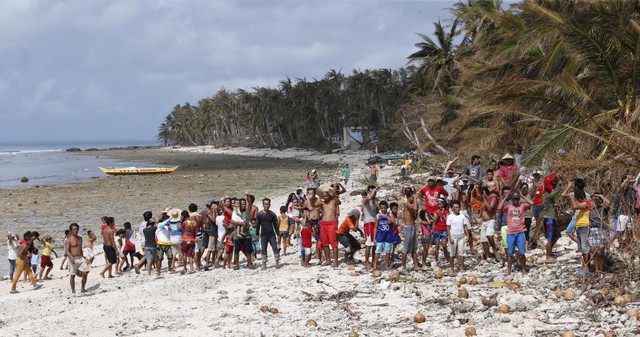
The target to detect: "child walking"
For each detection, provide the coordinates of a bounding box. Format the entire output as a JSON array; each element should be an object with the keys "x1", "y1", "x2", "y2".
[{"x1": 38, "y1": 235, "x2": 54, "y2": 280}]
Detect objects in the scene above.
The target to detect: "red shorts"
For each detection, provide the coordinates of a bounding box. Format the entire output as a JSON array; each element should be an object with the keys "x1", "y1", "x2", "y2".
[
  {"x1": 181, "y1": 241, "x2": 195, "y2": 258},
  {"x1": 225, "y1": 237, "x2": 233, "y2": 254},
  {"x1": 41, "y1": 255, "x2": 53, "y2": 268},
  {"x1": 320, "y1": 220, "x2": 339, "y2": 248},
  {"x1": 123, "y1": 241, "x2": 136, "y2": 252},
  {"x1": 363, "y1": 222, "x2": 375, "y2": 241}
]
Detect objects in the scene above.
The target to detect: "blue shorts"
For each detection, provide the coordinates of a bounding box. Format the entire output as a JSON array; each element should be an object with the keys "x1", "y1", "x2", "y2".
[
  {"x1": 507, "y1": 232, "x2": 526, "y2": 256},
  {"x1": 544, "y1": 218, "x2": 561, "y2": 241},
  {"x1": 565, "y1": 214, "x2": 577, "y2": 234},
  {"x1": 375, "y1": 242, "x2": 393, "y2": 254},
  {"x1": 144, "y1": 247, "x2": 157, "y2": 262},
  {"x1": 432, "y1": 230, "x2": 448, "y2": 242}
]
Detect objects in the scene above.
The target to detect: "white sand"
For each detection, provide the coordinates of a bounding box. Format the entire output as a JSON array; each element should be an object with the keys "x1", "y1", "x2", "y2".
[{"x1": 1, "y1": 147, "x2": 637, "y2": 337}]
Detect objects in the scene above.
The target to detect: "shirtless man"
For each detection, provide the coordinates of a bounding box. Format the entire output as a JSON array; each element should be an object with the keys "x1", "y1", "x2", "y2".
[
  {"x1": 361, "y1": 185, "x2": 380, "y2": 270},
  {"x1": 401, "y1": 186, "x2": 421, "y2": 271},
  {"x1": 65, "y1": 223, "x2": 90, "y2": 293},
  {"x1": 188, "y1": 203, "x2": 204, "y2": 270},
  {"x1": 100, "y1": 217, "x2": 118, "y2": 278},
  {"x1": 200, "y1": 202, "x2": 212, "y2": 269},
  {"x1": 482, "y1": 169, "x2": 501, "y2": 194},
  {"x1": 369, "y1": 164, "x2": 379, "y2": 182},
  {"x1": 480, "y1": 189, "x2": 501, "y2": 261},
  {"x1": 245, "y1": 191, "x2": 260, "y2": 260},
  {"x1": 203, "y1": 201, "x2": 219, "y2": 269},
  {"x1": 310, "y1": 184, "x2": 342, "y2": 267},
  {"x1": 303, "y1": 188, "x2": 323, "y2": 264}
]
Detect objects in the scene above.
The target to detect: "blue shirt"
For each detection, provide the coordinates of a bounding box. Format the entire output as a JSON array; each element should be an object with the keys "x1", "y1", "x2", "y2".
[{"x1": 375, "y1": 212, "x2": 394, "y2": 243}]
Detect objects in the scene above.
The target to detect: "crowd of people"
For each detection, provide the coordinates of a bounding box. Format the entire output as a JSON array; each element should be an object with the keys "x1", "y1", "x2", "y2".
[{"x1": 6, "y1": 153, "x2": 640, "y2": 295}]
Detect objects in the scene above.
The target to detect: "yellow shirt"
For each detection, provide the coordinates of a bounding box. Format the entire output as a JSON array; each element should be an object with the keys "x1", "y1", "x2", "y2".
[
  {"x1": 43, "y1": 242, "x2": 53, "y2": 257},
  {"x1": 575, "y1": 201, "x2": 591, "y2": 228},
  {"x1": 279, "y1": 215, "x2": 290, "y2": 231}
]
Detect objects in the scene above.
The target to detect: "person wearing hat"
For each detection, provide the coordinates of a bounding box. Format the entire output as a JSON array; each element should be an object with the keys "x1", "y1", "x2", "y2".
[
  {"x1": 498, "y1": 191, "x2": 533, "y2": 276},
  {"x1": 498, "y1": 153, "x2": 519, "y2": 188},
  {"x1": 166, "y1": 209, "x2": 183, "y2": 271},
  {"x1": 336, "y1": 209, "x2": 364, "y2": 264}
]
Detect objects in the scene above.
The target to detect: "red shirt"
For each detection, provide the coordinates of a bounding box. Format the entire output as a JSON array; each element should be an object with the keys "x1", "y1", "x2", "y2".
[
  {"x1": 419, "y1": 186, "x2": 448, "y2": 214},
  {"x1": 532, "y1": 186, "x2": 544, "y2": 206},
  {"x1": 301, "y1": 228, "x2": 312, "y2": 248},
  {"x1": 499, "y1": 164, "x2": 519, "y2": 184},
  {"x1": 433, "y1": 209, "x2": 449, "y2": 232}
]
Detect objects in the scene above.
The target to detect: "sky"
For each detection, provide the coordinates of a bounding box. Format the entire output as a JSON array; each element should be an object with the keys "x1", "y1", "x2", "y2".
[{"x1": 0, "y1": 0, "x2": 457, "y2": 143}]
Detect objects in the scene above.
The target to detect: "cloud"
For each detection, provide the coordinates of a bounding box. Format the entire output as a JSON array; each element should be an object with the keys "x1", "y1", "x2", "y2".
[{"x1": 0, "y1": 0, "x2": 451, "y2": 142}]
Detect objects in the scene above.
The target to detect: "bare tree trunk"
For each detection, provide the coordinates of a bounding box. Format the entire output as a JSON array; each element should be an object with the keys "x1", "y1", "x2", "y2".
[
  {"x1": 420, "y1": 117, "x2": 450, "y2": 155},
  {"x1": 401, "y1": 117, "x2": 420, "y2": 148}
]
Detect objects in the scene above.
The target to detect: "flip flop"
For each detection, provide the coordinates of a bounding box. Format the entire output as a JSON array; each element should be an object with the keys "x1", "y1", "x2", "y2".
[
  {"x1": 34, "y1": 284, "x2": 43, "y2": 290},
  {"x1": 10, "y1": 290, "x2": 19, "y2": 294}
]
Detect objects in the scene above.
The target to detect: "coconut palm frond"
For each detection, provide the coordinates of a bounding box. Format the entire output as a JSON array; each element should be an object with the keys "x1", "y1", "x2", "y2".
[{"x1": 522, "y1": 125, "x2": 575, "y2": 167}]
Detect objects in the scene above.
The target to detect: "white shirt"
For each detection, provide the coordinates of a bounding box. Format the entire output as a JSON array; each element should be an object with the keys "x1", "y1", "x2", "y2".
[
  {"x1": 155, "y1": 224, "x2": 171, "y2": 245},
  {"x1": 216, "y1": 215, "x2": 226, "y2": 241},
  {"x1": 138, "y1": 221, "x2": 147, "y2": 244},
  {"x1": 446, "y1": 212, "x2": 469, "y2": 236},
  {"x1": 7, "y1": 239, "x2": 18, "y2": 260}
]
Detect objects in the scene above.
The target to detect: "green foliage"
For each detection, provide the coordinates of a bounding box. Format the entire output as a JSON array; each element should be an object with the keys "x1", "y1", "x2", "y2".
[{"x1": 158, "y1": 69, "x2": 414, "y2": 150}]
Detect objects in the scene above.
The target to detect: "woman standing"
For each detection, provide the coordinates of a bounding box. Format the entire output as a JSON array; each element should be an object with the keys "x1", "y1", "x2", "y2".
[{"x1": 7, "y1": 233, "x2": 19, "y2": 281}]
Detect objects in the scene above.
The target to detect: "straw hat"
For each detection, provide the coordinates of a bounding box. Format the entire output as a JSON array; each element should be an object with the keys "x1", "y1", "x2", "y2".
[
  {"x1": 169, "y1": 208, "x2": 181, "y2": 221},
  {"x1": 501, "y1": 153, "x2": 515, "y2": 160},
  {"x1": 436, "y1": 177, "x2": 448, "y2": 186}
]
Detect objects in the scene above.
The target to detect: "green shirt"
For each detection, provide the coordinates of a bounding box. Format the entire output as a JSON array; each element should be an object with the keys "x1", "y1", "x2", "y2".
[
  {"x1": 343, "y1": 167, "x2": 351, "y2": 179},
  {"x1": 542, "y1": 188, "x2": 562, "y2": 219}
]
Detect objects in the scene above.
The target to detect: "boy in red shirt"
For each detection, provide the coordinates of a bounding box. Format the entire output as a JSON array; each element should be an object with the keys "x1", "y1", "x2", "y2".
[
  {"x1": 419, "y1": 178, "x2": 448, "y2": 214},
  {"x1": 300, "y1": 221, "x2": 313, "y2": 268}
]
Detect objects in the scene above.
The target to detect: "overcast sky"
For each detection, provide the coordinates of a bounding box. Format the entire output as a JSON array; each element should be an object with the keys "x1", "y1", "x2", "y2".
[{"x1": 0, "y1": 0, "x2": 456, "y2": 143}]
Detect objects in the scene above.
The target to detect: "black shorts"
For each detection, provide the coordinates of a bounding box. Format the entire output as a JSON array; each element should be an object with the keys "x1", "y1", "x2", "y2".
[
  {"x1": 234, "y1": 238, "x2": 254, "y2": 255},
  {"x1": 202, "y1": 232, "x2": 210, "y2": 249},
  {"x1": 524, "y1": 218, "x2": 532, "y2": 241},
  {"x1": 103, "y1": 245, "x2": 117, "y2": 264},
  {"x1": 337, "y1": 233, "x2": 361, "y2": 251}
]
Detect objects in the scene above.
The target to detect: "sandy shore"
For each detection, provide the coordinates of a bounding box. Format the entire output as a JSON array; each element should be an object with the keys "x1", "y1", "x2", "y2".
[{"x1": 1, "y1": 147, "x2": 638, "y2": 337}]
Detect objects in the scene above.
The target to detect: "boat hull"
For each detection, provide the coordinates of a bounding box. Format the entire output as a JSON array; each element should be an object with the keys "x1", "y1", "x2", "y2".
[{"x1": 98, "y1": 166, "x2": 179, "y2": 175}]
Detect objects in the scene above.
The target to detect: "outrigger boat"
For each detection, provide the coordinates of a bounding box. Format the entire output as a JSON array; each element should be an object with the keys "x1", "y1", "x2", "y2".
[{"x1": 98, "y1": 166, "x2": 179, "y2": 175}]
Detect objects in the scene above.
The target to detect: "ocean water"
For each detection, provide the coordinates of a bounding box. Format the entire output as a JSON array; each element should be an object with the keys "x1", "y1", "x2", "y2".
[{"x1": 0, "y1": 140, "x2": 159, "y2": 189}]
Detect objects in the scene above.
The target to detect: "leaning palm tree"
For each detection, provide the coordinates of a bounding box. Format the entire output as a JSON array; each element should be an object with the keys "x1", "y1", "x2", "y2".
[{"x1": 453, "y1": 0, "x2": 640, "y2": 172}]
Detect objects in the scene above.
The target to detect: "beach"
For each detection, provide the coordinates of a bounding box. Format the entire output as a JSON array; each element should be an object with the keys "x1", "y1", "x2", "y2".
[{"x1": 1, "y1": 147, "x2": 638, "y2": 337}]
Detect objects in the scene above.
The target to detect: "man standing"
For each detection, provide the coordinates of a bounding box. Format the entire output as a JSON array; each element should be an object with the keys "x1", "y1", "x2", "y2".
[
  {"x1": 361, "y1": 185, "x2": 380, "y2": 270},
  {"x1": 465, "y1": 155, "x2": 483, "y2": 188},
  {"x1": 480, "y1": 189, "x2": 501, "y2": 261},
  {"x1": 100, "y1": 217, "x2": 117, "y2": 278},
  {"x1": 303, "y1": 188, "x2": 323, "y2": 264},
  {"x1": 233, "y1": 198, "x2": 254, "y2": 269},
  {"x1": 310, "y1": 185, "x2": 342, "y2": 267},
  {"x1": 134, "y1": 211, "x2": 153, "y2": 274},
  {"x1": 447, "y1": 201, "x2": 470, "y2": 275},
  {"x1": 499, "y1": 193, "x2": 532, "y2": 276},
  {"x1": 65, "y1": 223, "x2": 90, "y2": 293},
  {"x1": 419, "y1": 177, "x2": 448, "y2": 215},
  {"x1": 499, "y1": 153, "x2": 519, "y2": 188},
  {"x1": 401, "y1": 186, "x2": 421, "y2": 271},
  {"x1": 142, "y1": 219, "x2": 158, "y2": 276},
  {"x1": 256, "y1": 198, "x2": 281, "y2": 270},
  {"x1": 188, "y1": 203, "x2": 204, "y2": 270},
  {"x1": 9, "y1": 231, "x2": 43, "y2": 294}
]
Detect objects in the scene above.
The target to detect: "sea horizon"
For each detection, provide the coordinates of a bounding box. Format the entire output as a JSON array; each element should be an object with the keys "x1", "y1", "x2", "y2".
[{"x1": 0, "y1": 139, "x2": 161, "y2": 189}]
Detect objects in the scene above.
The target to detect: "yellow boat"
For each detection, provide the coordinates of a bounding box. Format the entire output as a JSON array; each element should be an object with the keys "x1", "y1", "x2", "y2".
[{"x1": 98, "y1": 166, "x2": 179, "y2": 175}]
